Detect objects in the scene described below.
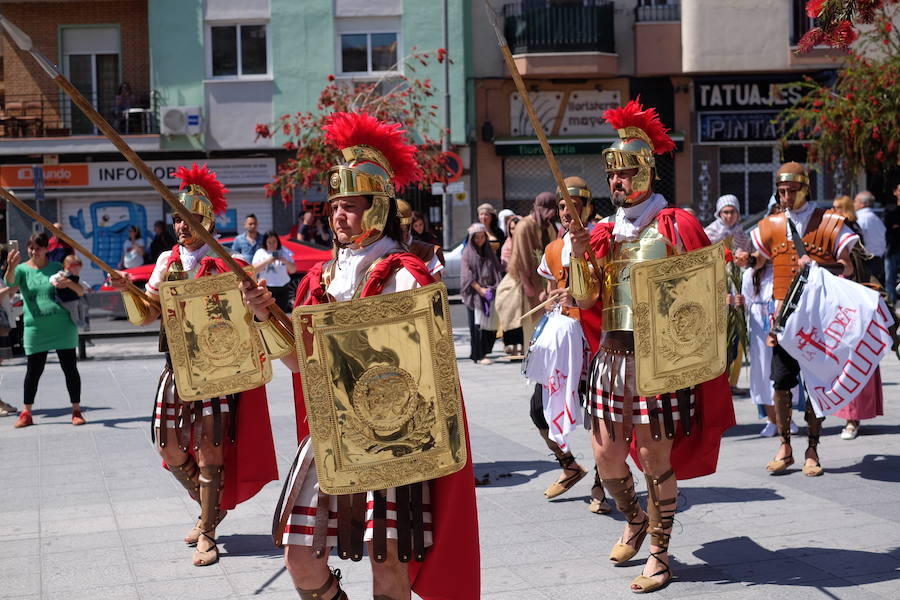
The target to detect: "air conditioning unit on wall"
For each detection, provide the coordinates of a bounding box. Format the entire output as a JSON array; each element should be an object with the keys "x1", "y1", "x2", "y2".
[{"x1": 160, "y1": 106, "x2": 202, "y2": 135}]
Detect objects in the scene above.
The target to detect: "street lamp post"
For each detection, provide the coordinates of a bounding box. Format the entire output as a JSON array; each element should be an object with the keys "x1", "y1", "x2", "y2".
[{"x1": 441, "y1": 0, "x2": 452, "y2": 249}]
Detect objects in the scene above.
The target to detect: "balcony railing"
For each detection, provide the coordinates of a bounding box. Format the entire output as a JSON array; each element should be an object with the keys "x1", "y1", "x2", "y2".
[
  {"x1": 0, "y1": 91, "x2": 159, "y2": 138},
  {"x1": 502, "y1": 0, "x2": 615, "y2": 55},
  {"x1": 635, "y1": 2, "x2": 681, "y2": 22}
]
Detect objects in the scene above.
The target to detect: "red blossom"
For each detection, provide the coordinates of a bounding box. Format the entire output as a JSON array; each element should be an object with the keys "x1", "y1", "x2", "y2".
[
  {"x1": 806, "y1": 0, "x2": 826, "y2": 18},
  {"x1": 876, "y1": 150, "x2": 886, "y2": 162}
]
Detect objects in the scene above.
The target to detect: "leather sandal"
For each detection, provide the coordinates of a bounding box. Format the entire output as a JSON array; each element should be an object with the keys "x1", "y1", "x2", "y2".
[
  {"x1": 802, "y1": 436, "x2": 824, "y2": 477},
  {"x1": 603, "y1": 471, "x2": 648, "y2": 564},
  {"x1": 588, "y1": 469, "x2": 612, "y2": 514},
  {"x1": 185, "y1": 510, "x2": 228, "y2": 546},
  {"x1": 765, "y1": 454, "x2": 794, "y2": 473},
  {"x1": 192, "y1": 532, "x2": 219, "y2": 566},
  {"x1": 544, "y1": 454, "x2": 588, "y2": 499},
  {"x1": 631, "y1": 469, "x2": 676, "y2": 593},
  {"x1": 296, "y1": 568, "x2": 347, "y2": 600},
  {"x1": 630, "y1": 548, "x2": 672, "y2": 593}
]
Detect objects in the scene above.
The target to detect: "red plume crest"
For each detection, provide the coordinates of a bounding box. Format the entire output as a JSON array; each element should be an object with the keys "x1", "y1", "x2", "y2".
[
  {"x1": 323, "y1": 112, "x2": 422, "y2": 189},
  {"x1": 174, "y1": 163, "x2": 228, "y2": 215},
  {"x1": 602, "y1": 98, "x2": 676, "y2": 155}
]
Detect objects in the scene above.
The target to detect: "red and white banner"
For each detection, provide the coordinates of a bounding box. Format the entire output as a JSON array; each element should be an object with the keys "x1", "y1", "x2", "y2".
[
  {"x1": 523, "y1": 310, "x2": 589, "y2": 451},
  {"x1": 779, "y1": 263, "x2": 892, "y2": 417}
]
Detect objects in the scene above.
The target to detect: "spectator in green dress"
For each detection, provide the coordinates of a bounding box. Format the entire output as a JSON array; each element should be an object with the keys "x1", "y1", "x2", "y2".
[{"x1": 3, "y1": 232, "x2": 84, "y2": 428}]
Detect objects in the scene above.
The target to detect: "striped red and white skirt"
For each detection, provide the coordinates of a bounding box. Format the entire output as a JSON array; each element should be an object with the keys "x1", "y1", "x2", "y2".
[
  {"x1": 279, "y1": 436, "x2": 434, "y2": 557},
  {"x1": 151, "y1": 367, "x2": 232, "y2": 448},
  {"x1": 587, "y1": 343, "x2": 695, "y2": 428}
]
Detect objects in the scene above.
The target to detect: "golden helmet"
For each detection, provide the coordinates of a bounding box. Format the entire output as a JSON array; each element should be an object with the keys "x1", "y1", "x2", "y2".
[
  {"x1": 601, "y1": 99, "x2": 675, "y2": 204},
  {"x1": 323, "y1": 112, "x2": 422, "y2": 247},
  {"x1": 556, "y1": 175, "x2": 593, "y2": 224},
  {"x1": 775, "y1": 161, "x2": 810, "y2": 211}
]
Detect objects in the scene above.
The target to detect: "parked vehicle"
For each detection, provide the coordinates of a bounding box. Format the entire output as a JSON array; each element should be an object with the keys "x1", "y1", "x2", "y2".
[{"x1": 100, "y1": 235, "x2": 332, "y2": 291}]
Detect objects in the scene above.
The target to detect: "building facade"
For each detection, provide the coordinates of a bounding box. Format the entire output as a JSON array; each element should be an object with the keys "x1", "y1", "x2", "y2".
[
  {"x1": 470, "y1": 0, "x2": 850, "y2": 224},
  {"x1": 0, "y1": 0, "x2": 471, "y2": 285}
]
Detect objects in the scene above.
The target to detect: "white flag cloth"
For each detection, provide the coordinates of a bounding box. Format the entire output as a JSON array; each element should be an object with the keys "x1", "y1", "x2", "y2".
[
  {"x1": 778, "y1": 262, "x2": 892, "y2": 417},
  {"x1": 523, "y1": 309, "x2": 589, "y2": 451}
]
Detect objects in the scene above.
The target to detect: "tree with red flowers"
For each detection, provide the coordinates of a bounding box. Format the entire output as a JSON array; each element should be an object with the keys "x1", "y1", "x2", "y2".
[
  {"x1": 798, "y1": 0, "x2": 899, "y2": 52},
  {"x1": 777, "y1": 3, "x2": 899, "y2": 173},
  {"x1": 255, "y1": 48, "x2": 452, "y2": 203}
]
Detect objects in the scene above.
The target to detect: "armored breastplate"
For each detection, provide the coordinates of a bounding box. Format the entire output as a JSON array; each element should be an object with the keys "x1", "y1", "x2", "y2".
[{"x1": 601, "y1": 220, "x2": 674, "y2": 331}]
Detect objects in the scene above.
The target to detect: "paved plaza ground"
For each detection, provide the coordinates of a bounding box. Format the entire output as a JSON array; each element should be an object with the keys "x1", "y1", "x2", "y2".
[{"x1": 1, "y1": 327, "x2": 899, "y2": 599}]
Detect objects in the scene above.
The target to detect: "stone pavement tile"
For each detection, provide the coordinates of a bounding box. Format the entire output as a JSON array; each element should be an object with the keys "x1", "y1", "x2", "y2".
[
  {"x1": 41, "y1": 530, "x2": 123, "y2": 555},
  {"x1": 130, "y1": 555, "x2": 227, "y2": 583},
  {"x1": 43, "y1": 584, "x2": 142, "y2": 600},
  {"x1": 709, "y1": 505, "x2": 877, "y2": 539},
  {"x1": 120, "y1": 522, "x2": 201, "y2": 547},
  {"x1": 40, "y1": 490, "x2": 111, "y2": 510},
  {"x1": 40, "y1": 501, "x2": 114, "y2": 523},
  {"x1": 482, "y1": 588, "x2": 549, "y2": 600},
  {"x1": 1, "y1": 465, "x2": 39, "y2": 488},
  {"x1": 478, "y1": 522, "x2": 554, "y2": 548},
  {"x1": 479, "y1": 537, "x2": 592, "y2": 568},
  {"x1": 110, "y1": 496, "x2": 186, "y2": 517},
  {"x1": 0, "y1": 573, "x2": 40, "y2": 598},
  {"x1": 40, "y1": 514, "x2": 119, "y2": 537},
  {"x1": 0, "y1": 483, "x2": 38, "y2": 505},
  {"x1": 756, "y1": 522, "x2": 900, "y2": 555},
  {"x1": 844, "y1": 574, "x2": 900, "y2": 600},
  {"x1": 116, "y1": 508, "x2": 196, "y2": 530},
  {"x1": 481, "y1": 565, "x2": 535, "y2": 594},
  {"x1": 39, "y1": 477, "x2": 108, "y2": 498},
  {"x1": 714, "y1": 556, "x2": 834, "y2": 587},
  {"x1": 0, "y1": 509, "x2": 39, "y2": 539},
  {"x1": 793, "y1": 547, "x2": 900, "y2": 578},
  {"x1": 0, "y1": 536, "x2": 40, "y2": 557},
  {"x1": 507, "y1": 556, "x2": 628, "y2": 588},
  {"x1": 0, "y1": 553, "x2": 39, "y2": 573},
  {"x1": 137, "y1": 577, "x2": 238, "y2": 600},
  {"x1": 41, "y1": 561, "x2": 134, "y2": 595},
  {"x1": 125, "y1": 539, "x2": 197, "y2": 563},
  {"x1": 226, "y1": 567, "x2": 301, "y2": 596}
]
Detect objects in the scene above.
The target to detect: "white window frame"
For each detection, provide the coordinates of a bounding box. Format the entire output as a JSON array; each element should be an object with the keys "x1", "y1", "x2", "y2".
[
  {"x1": 336, "y1": 30, "x2": 402, "y2": 78},
  {"x1": 205, "y1": 21, "x2": 272, "y2": 80}
]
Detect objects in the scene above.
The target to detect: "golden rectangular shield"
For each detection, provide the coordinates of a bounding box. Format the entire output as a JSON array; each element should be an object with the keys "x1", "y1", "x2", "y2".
[
  {"x1": 631, "y1": 241, "x2": 728, "y2": 397},
  {"x1": 293, "y1": 283, "x2": 467, "y2": 495},
  {"x1": 159, "y1": 271, "x2": 273, "y2": 401}
]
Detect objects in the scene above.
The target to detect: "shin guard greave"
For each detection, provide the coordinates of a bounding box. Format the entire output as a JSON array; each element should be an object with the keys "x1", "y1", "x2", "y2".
[
  {"x1": 169, "y1": 456, "x2": 201, "y2": 502},
  {"x1": 198, "y1": 465, "x2": 225, "y2": 532},
  {"x1": 644, "y1": 469, "x2": 677, "y2": 551}
]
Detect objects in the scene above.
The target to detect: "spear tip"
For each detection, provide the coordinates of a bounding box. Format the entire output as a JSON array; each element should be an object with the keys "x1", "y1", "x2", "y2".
[{"x1": 0, "y1": 14, "x2": 34, "y2": 52}]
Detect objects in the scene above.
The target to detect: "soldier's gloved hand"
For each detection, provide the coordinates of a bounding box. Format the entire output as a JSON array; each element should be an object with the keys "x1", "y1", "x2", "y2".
[
  {"x1": 570, "y1": 227, "x2": 591, "y2": 258},
  {"x1": 798, "y1": 255, "x2": 812, "y2": 267},
  {"x1": 240, "y1": 278, "x2": 275, "y2": 322}
]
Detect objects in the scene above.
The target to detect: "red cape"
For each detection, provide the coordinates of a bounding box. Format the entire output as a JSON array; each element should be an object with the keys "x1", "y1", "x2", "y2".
[
  {"x1": 589, "y1": 207, "x2": 736, "y2": 480},
  {"x1": 161, "y1": 250, "x2": 279, "y2": 510},
  {"x1": 292, "y1": 253, "x2": 481, "y2": 600}
]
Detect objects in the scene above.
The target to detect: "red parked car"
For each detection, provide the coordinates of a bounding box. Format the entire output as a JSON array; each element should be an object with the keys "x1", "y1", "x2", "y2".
[{"x1": 101, "y1": 235, "x2": 332, "y2": 292}]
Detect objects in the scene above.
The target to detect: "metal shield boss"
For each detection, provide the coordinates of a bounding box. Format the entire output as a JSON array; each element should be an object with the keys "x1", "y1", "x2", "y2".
[
  {"x1": 159, "y1": 271, "x2": 273, "y2": 401},
  {"x1": 630, "y1": 241, "x2": 728, "y2": 397},
  {"x1": 293, "y1": 283, "x2": 467, "y2": 495}
]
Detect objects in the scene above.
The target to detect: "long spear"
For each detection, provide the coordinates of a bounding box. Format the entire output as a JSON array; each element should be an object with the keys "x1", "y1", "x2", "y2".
[
  {"x1": 482, "y1": 2, "x2": 602, "y2": 277},
  {"x1": 0, "y1": 15, "x2": 294, "y2": 332},
  {"x1": 0, "y1": 186, "x2": 151, "y2": 301}
]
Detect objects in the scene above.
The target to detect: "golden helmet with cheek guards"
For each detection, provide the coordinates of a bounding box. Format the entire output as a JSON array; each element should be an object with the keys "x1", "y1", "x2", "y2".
[
  {"x1": 323, "y1": 112, "x2": 422, "y2": 247},
  {"x1": 556, "y1": 175, "x2": 593, "y2": 224},
  {"x1": 775, "y1": 161, "x2": 810, "y2": 211},
  {"x1": 600, "y1": 99, "x2": 676, "y2": 205},
  {"x1": 173, "y1": 164, "x2": 229, "y2": 245}
]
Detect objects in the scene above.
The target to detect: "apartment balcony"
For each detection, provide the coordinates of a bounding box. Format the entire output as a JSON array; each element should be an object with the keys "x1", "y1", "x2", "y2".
[
  {"x1": 634, "y1": 2, "x2": 682, "y2": 76},
  {"x1": 0, "y1": 91, "x2": 160, "y2": 155},
  {"x1": 502, "y1": 0, "x2": 617, "y2": 78}
]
